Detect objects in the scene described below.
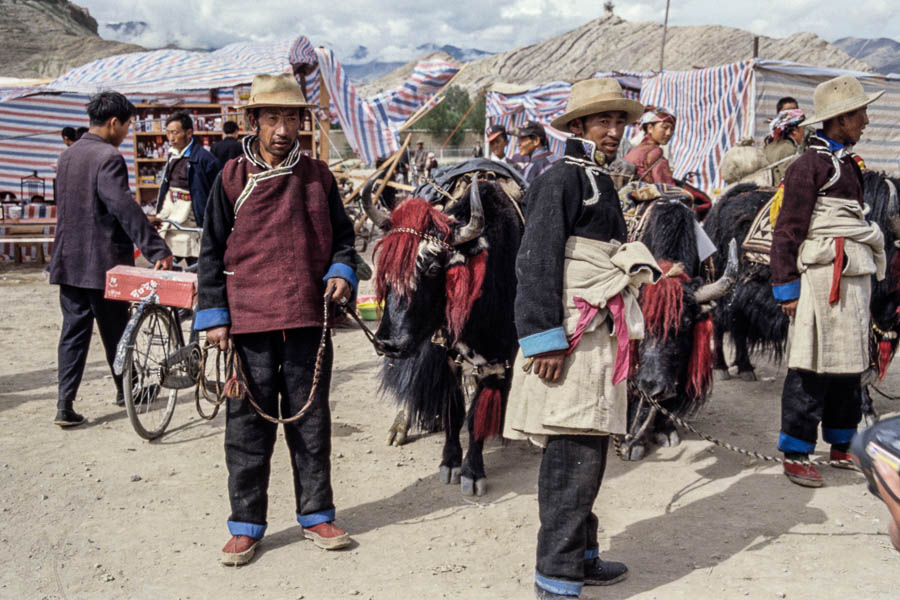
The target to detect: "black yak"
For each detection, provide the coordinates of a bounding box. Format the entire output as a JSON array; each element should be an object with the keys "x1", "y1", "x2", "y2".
[{"x1": 363, "y1": 165, "x2": 523, "y2": 495}]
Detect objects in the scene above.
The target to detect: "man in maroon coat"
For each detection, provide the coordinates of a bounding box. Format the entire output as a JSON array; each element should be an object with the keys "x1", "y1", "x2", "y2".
[{"x1": 195, "y1": 73, "x2": 356, "y2": 566}]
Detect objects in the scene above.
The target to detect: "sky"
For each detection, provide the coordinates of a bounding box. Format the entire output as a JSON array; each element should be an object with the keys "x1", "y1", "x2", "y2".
[{"x1": 79, "y1": 0, "x2": 900, "y2": 59}]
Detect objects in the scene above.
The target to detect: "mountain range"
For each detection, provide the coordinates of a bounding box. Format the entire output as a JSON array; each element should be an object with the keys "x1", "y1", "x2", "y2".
[{"x1": 834, "y1": 37, "x2": 900, "y2": 75}]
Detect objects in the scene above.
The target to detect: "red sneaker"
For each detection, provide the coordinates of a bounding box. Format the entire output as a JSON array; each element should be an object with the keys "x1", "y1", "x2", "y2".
[
  {"x1": 303, "y1": 521, "x2": 351, "y2": 550},
  {"x1": 829, "y1": 448, "x2": 859, "y2": 471},
  {"x1": 220, "y1": 535, "x2": 259, "y2": 566},
  {"x1": 784, "y1": 461, "x2": 823, "y2": 487}
]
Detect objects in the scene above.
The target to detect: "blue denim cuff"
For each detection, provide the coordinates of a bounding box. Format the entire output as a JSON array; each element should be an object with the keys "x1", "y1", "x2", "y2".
[
  {"x1": 520, "y1": 327, "x2": 568, "y2": 357},
  {"x1": 324, "y1": 262, "x2": 359, "y2": 294},
  {"x1": 193, "y1": 307, "x2": 230, "y2": 330},
  {"x1": 227, "y1": 520, "x2": 266, "y2": 539},
  {"x1": 823, "y1": 427, "x2": 857, "y2": 445},
  {"x1": 772, "y1": 280, "x2": 800, "y2": 302},
  {"x1": 778, "y1": 432, "x2": 815, "y2": 455},
  {"x1": 297, "y1": 508, "x2": 335, "y2": 528},
  {"x1": 584, "y1": 547, "x2": 599, "y2": 560},
  {"x1": 535, "y1": 572, "x2": 582, "y2": 596}
]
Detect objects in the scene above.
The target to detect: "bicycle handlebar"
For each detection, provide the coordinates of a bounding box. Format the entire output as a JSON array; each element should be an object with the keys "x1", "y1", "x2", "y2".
[{"x1": 161, "y1": 219, "x2": 203, "y2": 233}]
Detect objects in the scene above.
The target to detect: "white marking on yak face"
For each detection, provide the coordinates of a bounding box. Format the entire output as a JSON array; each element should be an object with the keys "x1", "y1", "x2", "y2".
[{"x1": 412, "y1": 238, "x2": 448, "y2": 289}]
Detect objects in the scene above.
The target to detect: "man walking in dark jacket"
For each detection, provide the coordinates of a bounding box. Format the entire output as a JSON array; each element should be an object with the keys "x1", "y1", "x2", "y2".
[
  {"x1": 210, "y1": 121, "x2": 244, "y2": 164},
  {"x1": 50, "y1": 91, "x2": 173, "y2": 427}
]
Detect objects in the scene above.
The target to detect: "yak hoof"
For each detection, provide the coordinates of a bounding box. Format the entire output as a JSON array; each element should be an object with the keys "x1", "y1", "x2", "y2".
[
  {"x1": 622, "y1": 443, "x2": 646, "y2": 461},
  {"x1": 386, "y1": 410, "x2": 410, "y2": 447},
  {"x1": 450, "y1": 467, "x2": 461, "y2": 485},
  {"x1": 439, "y1": 465, "x2": 451, "y2": 484},
  {"x1": 475, "y1": 478, "x2": 487, "y2": 496},
  {"x1": 714, "y1": 369, "x2": 731, "y2": 381},
  {"x1": 461, "y1": 476, "x2": 475, "y2": 496},
  {"x1": 440, "y1": 466, "x2": 462, "y2": 485},
  {"x1": 738, "y1": 370, "x2": 758, "y2": 382},
  {"x1": 654, "y1": 430, "x2": 681, "y2": 447}
]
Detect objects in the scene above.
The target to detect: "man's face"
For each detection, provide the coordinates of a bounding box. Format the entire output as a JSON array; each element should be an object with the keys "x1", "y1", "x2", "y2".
[
  {"x1": 517, "y1": 135, "x2": 540, "y2": 156},
  {"x1": 837, "y1": 107, "x2": 869, "y2": 145},
  {"x1": 570, "y1": 111, "x2": 627, "y2": 161},
  {"x1": 62, "y1": 136, "x2": 74, "y2": 147},
  {"x1": 780, "y1": 101, "x2": 799, "y2": 112},
  {"x1": 250, "y1": 107, "x2": 301, "y2": 160},
  {"x1": 165, "y1": 120, "x2": 192, "y2": 151},
  {"x1": 110, "y1": 116, "x2": 132, "y2": 148},
  {"x1": 489, "y1": 134, "x2": 507, "y2": 158}
]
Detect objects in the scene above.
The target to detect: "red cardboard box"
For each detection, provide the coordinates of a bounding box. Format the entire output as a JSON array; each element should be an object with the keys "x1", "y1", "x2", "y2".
[{"x1": 105, "y1": 265, "x2": 197, "y2": 309}]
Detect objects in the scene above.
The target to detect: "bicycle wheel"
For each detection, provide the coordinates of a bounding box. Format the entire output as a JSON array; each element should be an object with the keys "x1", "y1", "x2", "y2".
[{"x1": 123, "y1": 305, "x2": 180, "y2": 440}]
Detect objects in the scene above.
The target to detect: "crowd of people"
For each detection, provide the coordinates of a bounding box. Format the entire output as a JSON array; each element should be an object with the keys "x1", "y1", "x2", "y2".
[{"x1": 43, "y1": 68, "x2": 900, "y2": 599}]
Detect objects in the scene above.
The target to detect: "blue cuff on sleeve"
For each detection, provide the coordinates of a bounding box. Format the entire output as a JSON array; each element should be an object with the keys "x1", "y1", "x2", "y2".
[
  {"x1": 772, "y1": 280, "x2": 801, "y2": 302},
  {"x1": 324, "y1": 262, "x2": 359, "y2": 293},
  {"x1": 193, "y1": 308, "x2": 231, "y2": 331},
  {"x1": 519, "y1": 327, "x2": 569, "y2": 358}
]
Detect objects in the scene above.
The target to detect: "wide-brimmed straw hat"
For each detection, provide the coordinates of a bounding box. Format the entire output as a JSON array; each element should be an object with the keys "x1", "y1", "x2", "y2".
[
  {"x1": 800, "y1": 74, "x2": 883, "y2": 126},
  {"x1": 551, "y1": 78, "x2": 644, "y2": 130},
  {"x1": 244, "y1": 73, "x2": 314, "y2": 110}
]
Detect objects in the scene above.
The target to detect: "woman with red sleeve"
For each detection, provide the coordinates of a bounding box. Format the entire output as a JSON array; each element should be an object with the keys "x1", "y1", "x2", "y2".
[{"x1": 625, "y1": 108, "x2": 676, "y2": 185}]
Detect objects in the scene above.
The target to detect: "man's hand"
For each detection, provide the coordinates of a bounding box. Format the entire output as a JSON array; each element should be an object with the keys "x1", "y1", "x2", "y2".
[
  {"x1": 147, "y1": 215, "x2": 162, "y2": 229},
  {"x1": 325, "y1": 277, "x2": 352, "y2": 306},
  {"x1": 874, "y1": 460, "x2": 900, "y2": 552},
  {"x1": 154, "y1": 255, "x2": 174, "y2": 271},
  {"x1": 205, "y1": 326, "x2": 231, "y2": 351},
  {"x1": 532, "y1": 349, "x2": 567, "y2": 383},
  {"x1": 781, "y1": 299, "x2": 798, "y2": 318}
]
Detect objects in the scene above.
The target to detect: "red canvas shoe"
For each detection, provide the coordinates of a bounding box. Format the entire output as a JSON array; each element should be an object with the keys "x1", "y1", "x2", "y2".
[
  {"x1": 783, "y1": 461, "x2": 823, "y2": 487},
  {"x1": 220, "y1": 535, "x2": 259, "y2": 566},
  {"x1": 303, "y1": 521, "x2": 351, "y2": 550},
  {"x1": 829, "y1": 447, "x2": 859, "y2": 471}
]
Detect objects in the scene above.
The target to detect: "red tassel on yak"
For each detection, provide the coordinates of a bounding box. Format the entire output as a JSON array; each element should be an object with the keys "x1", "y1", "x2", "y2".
[
  {"x1": 686, "y1": 315, "x2": 714, "y2": 400},
  {"x1": 445, "y1": 251, "x2": 488, "y2": 340},
  {"x1": 473, "y1": 387, "x2": 503, "y2": 441},
  {"x1": 879, "y1": 340, "x2": 893, "y2": 380}
]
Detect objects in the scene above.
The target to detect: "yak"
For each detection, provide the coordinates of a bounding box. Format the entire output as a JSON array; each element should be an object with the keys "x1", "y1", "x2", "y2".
[
  {"x1": 623, "y1": 198, "x2": 738, "y2": 461},
  {"x1": 362, "y1": 164, "x2": 523, "y2": 496},
  {"x1": 703, "y1": 172, "x2": 900, "y2": 421}
]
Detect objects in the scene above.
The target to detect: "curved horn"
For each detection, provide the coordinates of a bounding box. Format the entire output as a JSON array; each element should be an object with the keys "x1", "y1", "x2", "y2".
[
  {"x1": 695, "y1": 238, "x2": 739, "y2": 305},
  {"x1": 359, "y1": 172, "x2": 390, "y2": 230},
  {"x1": 451, "y1": 173, "x2": 485, "y2": 246}
]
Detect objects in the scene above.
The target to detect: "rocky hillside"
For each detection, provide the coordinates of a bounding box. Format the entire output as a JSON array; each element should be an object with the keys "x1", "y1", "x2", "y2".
[
  {"x1": 365, "y1": 15, "x2": 875, "y2": 95},
  {"x1": 0, "y1": 0, "x2": 143, "y2": 78},
  {"x1": 834, "y1": 37, "x2": 900, "y2": 75}
]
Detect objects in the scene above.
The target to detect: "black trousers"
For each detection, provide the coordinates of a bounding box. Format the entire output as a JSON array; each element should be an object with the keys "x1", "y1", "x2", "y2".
[
  {"x1": 536, "y1": 435, "x2": 609, "y2": 593},
  {"x1": 57, "y1": 284, "x2": 129, "y2": 409},
  {"x1": 779, "y1": 368, "x2": 862, "y2": 455},
  {"x1": 226, "y1": 328, "x2": 334, "y2": 533}
]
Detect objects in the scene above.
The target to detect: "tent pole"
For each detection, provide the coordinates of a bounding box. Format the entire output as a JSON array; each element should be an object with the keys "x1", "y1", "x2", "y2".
[{"x1": 659, "y1": 0, "x2": 671, "y2": 73}]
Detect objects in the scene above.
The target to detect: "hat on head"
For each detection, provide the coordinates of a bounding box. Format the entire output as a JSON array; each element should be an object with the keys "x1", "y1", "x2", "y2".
[
  {"x1": 487, "y1": 124, "x2": 507, "y2": 142},
  {"x1": 244, "y1": 73, "x2": 314, "y2": 110},
  {"x1": 551, "y1": 78, "x2": 644, "y2": 130},
  {"x1": 800, "y1": 75, "x2": 883, "y2": 126},
  {"x1": 512, "y1": 120, "x2": 546, "y2": 139},
  {"x1": 639, "y1": 107, "x2": 676, "y2": 128}
]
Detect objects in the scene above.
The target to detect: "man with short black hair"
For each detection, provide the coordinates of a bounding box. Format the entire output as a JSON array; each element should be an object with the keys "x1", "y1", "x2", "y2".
[
  {"x1": 777, "y1": 96, "x2": 799, "y2": 113},
  {"x1": 514, "y1": 120, "x2": 555, "y2": 184},
  {"x1": 487, "y1": 124, "x2": 512, "y2": 165},
  {"x1": 50, "y1": 91, "x2": 173, "y2": 427},
  {"x1": 61, "y1": 127, "x2": 77, "y2": 147},
  {"x1": 154, "y1": 111, "x2": 221, "y2": 262},
  {"x1": 210, "y1": 120, "x2": 243, "y2": 164}
]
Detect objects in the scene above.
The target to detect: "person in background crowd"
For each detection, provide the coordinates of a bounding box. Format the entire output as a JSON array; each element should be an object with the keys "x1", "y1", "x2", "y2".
[
  {"x1": 771, "y1": 75, "x2": 885, "y2": 487},
  {"x1": 413, "y1": 140, "x2": 427, "y2": 176},
  {"x1": 425, "y1": 151, "x2": 438, "y2": 178},
  {"x1": 196, "y1": 72, "x2": 357, "y2": 567},
  {"x1": 777, "y1": 96, "x2": 800, "y2": 113},
  {"x1": 153, "y1": 111, "x2": 221, "y2": 264},
  {"x1": 624, "y1": 107, "x2": 677, "y2": 185},
  {"x1": 487, "y1": 124, "x2": 512, "y2": 165},
  {"x1": 514, "y1": 120, "x2": 555, "y2": 184},
  {"x1": 49, "y1": 91, "x2": 173, "y2": 427},
  {"x1": 61, "y1": 127, "x2": 77, "y2": 147},
  {"x1": 473, "y1": 140, "x2": 483, "y2": 158},
  {"x1": 764, "y1": 108, "x2": 807, "y2": 183},
  {"x1": 75, "y1": 126, "x2": 88, "y2": 140},
  {"x1": 210, "y1": 120, "x2": 244, "y2": 164}
]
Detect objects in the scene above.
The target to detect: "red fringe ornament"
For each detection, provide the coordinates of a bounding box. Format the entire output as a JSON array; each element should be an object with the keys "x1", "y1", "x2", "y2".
[
  {"x1": 473, "y1": 387, "x2": 503, "y2": 441},
  {"x1": 445, "y1": 251, "x2": 488, "y2": 340},
  {"x1": 879, "y1": 340, "x2": 893, "y2": 380},
  {"x1": 686, "y1": 315, "x2": 714, "y2": 400},
  {"x1": 640, "y1": 260, "x2": 689, "y2": 342}
]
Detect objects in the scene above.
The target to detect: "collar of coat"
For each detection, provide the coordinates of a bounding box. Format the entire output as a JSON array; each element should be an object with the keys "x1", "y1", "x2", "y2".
[
  {"x1": 563, "y1": 136, "x2": 605, "y2": 168},
  {"x1": 241, "y1": 134, "x2": 301, "y2": 171}
]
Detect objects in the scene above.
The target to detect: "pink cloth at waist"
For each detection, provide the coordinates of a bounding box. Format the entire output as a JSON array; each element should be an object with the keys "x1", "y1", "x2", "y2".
[{"x1": 568, "y1": 294, "x2": 630, "y2": 385}]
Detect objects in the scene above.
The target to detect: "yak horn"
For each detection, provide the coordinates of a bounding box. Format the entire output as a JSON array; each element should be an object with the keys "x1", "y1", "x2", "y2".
[
  {"x1": 695, "y1": 238, "x2": 739, "y2": 305},
  {"x1": 451, "y1": 173, "x2": 485, "y2": 246},
  {"x1": 359, "y1": 173, "x2": 390, "y2": 230},
  {"x1": 886, "y1": 179, "x2": 900, "y2": 238}
]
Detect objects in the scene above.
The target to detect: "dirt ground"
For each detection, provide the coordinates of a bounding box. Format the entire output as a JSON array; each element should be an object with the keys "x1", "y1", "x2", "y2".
[{"x1": 1, "y1": 262, "x2": 898, "y2": 600}]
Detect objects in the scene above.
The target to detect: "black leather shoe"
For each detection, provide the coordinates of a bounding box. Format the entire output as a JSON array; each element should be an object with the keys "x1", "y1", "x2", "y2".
[
  {"x1": 53, "y1": 409, "x2": 86, "y2": 427},
  {"x1": 534, "y1": 583, "x2": 578, "y2": 599},
  {"x1": 584, "y1": 557, "x2": 629, "y2": 586}
]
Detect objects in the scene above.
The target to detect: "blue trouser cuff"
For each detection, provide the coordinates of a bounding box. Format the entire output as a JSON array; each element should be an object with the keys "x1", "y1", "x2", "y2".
[
  {"x1": 297, "y1": 508, "x2": 335, "y2": 528},
  {"x1": 535, "y1": 572, "x2": 582, "y2": 596},
  {"x1": 584, "y1": 547, "x2": 599, "y2": 560},
  {"x1": 778, "y1": 432, "x2": 815, "y2": 455},
  {"x1": 823, "y1": 427, "x2": 857, "y2": 445},
  {"x1": 227, "y1": 520, "x2": 266, "y2": 539}
]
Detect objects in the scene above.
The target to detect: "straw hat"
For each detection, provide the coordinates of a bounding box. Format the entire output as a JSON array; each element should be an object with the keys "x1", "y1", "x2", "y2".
[
  {"x1": 800, "y1": 74, "x2": 883, "y2": 126},
  {"x1": 244, "y1": 73, "x2": 314, "y2": 110},
  {"x1": 551, "y1": 78, "x2": 644, "y2": 130}
]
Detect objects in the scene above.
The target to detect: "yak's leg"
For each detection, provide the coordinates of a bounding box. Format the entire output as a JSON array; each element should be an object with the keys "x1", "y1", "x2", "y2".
[
  {"x1": 713, "y1": 321, "x2": 731, "y2": 380},
  {"x1": 438, "y1": 386, "x2": 465, "y2": 485},
  {"x1": 385, "y1": 407, "x2": 411, "y2": 446},
  {"x1": 732, "y1": 318, "x2": 757, "y2": 381},
  {"x1": 652, "y1": 401, "x2": 681, "y2": 447},
  {"x1": 461, "y1": 380, "x2": 506, "y2": 496},
  {"x1": 621, "y1": 394, "x2": 652, "y2": 461},
  {"x1": 860, "y1": 384, "x2": 878, "y2": 427}
]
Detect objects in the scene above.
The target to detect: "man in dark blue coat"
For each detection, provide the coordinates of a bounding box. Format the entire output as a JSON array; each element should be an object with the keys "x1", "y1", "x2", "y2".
[
  {"x1": 50, "y1": 91, "x2": 173, "y2": 427},
  {"x1": 153, "y1": 111, "x2": 221, "y2": 261}
]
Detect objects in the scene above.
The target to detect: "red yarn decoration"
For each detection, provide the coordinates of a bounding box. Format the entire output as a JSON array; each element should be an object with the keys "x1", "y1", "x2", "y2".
[
  {"x1": 445, "y1": 251, "x2": 488, "y2": 341},
  {"x1": 640, "y1": 260, "x2": 689, "y2": 342},
  {"x1": 473, "y1": 387, "x2": 503, "y2": 441},
  {"x1": 879, "y1": 340, "x2": 893, "y2": 380},
  {"x1": 686, "y1": 315, "x2": 714, "y2": 400}
]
